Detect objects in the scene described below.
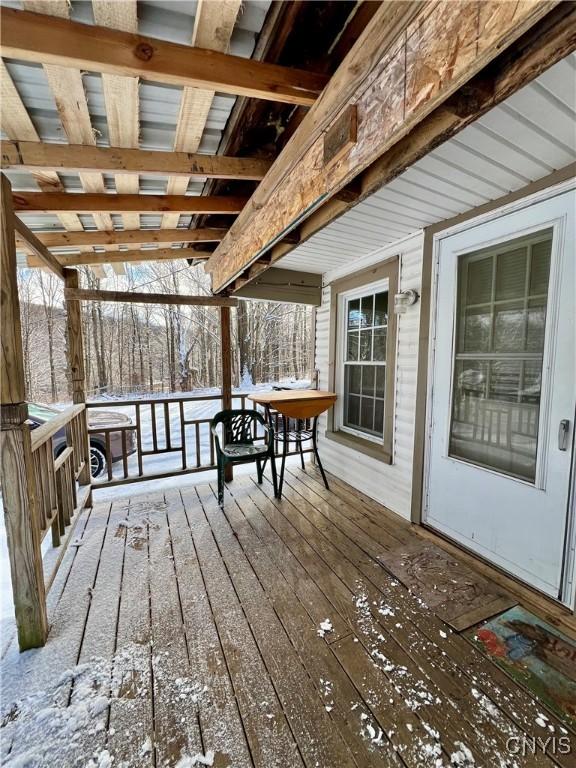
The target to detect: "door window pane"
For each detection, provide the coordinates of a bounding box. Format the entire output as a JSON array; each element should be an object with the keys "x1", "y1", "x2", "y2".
[{"x1": 449, "y1": 230, "x2": 552, "y2": 482}]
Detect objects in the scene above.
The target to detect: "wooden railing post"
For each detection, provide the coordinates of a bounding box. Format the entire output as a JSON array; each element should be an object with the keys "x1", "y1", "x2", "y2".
[
  {"x1": 220, "y1": 305, "x2": 233, "y2": 482},
  {"x1": 64, "y1": 268, "x2": 92, "y2": 502},
  {"x1": 1, "y1": 173, "x2": 48, "y2": 650}
]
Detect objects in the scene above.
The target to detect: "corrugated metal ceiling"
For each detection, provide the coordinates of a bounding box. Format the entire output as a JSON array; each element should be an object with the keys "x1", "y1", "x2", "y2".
[
  {"x1": 277, "y1": 54, "x2": 576, "y2": 275},
  {"x1": 1, "y1": 0, "x2": 271, "y2": 237}
]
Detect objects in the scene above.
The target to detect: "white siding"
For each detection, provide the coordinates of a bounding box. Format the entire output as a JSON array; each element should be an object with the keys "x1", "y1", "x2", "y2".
[{"x1": 315, "y1": 232, "x2": 424, "y2": 520}]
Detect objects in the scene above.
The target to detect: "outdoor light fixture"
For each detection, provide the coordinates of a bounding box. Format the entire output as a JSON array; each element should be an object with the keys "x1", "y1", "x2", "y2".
[{"x1": 394, "y1": 289, "x2": 419, "y2": 314}]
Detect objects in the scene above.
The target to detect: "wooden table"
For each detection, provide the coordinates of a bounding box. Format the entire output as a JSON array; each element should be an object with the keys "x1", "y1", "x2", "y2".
[{"x1": 247, "y1": 390, "x2": 337, "y2": 497}]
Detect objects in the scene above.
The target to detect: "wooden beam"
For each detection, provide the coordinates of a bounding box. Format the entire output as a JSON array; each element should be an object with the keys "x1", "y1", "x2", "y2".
[
  {"x1": 220, "y1": 304, "x2": 233, "y2": 482},
  {"x1": 16, "y1": 227, "x2": 226, "y2": 249},
  {"x1": 23, "y1": 0, "x2": 112, "y2": 282},
  {"x1": 1, "y1": 7, "x2": 328, "y2": 106},
  {"x1": 92, "y1": 0, "x2": 140, "y2": 233},
  {"x1": 64, "y1": 287, "x2": 239, "y2": 307},
  {"x1": 0, "y1": 173, "x2": 49, "y2": 650},
  {"x1": 13, "y1": 193, "x2": 248, "y2": 214},
  {"x1": 0, "y1": 59, "x2": 83, "y2": 232},
  {"x1": 162, "y1": 0, "x2": 241, "y2": 229},
  {"x1": 205, "y1": 0, "x2": 559, "y2": 292},
  {"x1": 1, "y1": 140, "x2": 272, "y2": 181},
  {"x1": 12, "y1": 213, "x2": 65, "y2": 279},
  {"x1": 25, "y1": 247, "x2": 213, "y2": 268},
  {"x1": 63, "y1": 269, "x2": 91, "y2": 490},
  {"x1": 252, "y1": 1, "x2": 576, "y2": 285}
]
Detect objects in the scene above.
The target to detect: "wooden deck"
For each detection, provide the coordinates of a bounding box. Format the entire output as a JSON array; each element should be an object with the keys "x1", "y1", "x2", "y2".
[{"x1": 2, "y1": 466, "x2": 574, "y2": 768}]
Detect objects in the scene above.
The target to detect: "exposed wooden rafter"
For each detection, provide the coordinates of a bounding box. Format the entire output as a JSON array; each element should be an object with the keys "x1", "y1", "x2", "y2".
[
  {"x1": 162, "y1": 0, "x2": 241, "y2": 229},
  {"x1": 0, "y1": 59, "x2": 83, "y2": 234},
  {"x1": 1, "y1": 7, "x2": 328, "y2": 106},
  {"x1": 16, "y1": 227, "x2": 227, "y2": 250},
  {"x1": 205, "y1": 0, "x2": 560, "y2": 293},
  {"x1": 21, "y1": 0, "x2": 112, "y2": 280},
  {"x1": 13, "y1": 193, "x2": 248, "y2": 214},
  {"x1": 24, "y1": 247, "x2": 213, "y2": 269},
  {"x1": 1, "y1": 140, "x2": 272, "y2": 181},
  {"x1": 92, "y1": 0, "x2": 140, "y2": 246},
  {"x1": 12, "y1": 214, "x2": 65, "y2": 279}
]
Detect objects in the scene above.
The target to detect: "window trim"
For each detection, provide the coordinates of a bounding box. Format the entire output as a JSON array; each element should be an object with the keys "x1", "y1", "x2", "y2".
[
  {"x1": 327, "y1": 256, "x2": 399, "y2": 464},
  {"x1": 337, "y1": 278, "x2": 389, "y2": 445}
]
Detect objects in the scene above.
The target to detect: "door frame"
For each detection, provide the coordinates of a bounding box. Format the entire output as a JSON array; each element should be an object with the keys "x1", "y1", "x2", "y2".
[{"x1": 422, "y1": 177, "x2": 576, "y2": 608}]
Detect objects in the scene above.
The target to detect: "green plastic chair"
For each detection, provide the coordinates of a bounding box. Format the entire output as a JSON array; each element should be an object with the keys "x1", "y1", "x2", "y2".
[{"x1": 211, "y1": 409, "x2": 278, "y2": 505}]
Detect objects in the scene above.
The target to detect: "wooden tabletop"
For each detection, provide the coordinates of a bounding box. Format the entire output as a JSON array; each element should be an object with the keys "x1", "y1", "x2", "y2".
[{"x1": 247, "y1": 390, "x2": 337, "y2": 419}]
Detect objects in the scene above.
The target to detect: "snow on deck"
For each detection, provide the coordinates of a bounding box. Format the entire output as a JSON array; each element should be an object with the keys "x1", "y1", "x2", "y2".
[{"x1": 1, "y1": 467, "x2": 569, "y2": 768}]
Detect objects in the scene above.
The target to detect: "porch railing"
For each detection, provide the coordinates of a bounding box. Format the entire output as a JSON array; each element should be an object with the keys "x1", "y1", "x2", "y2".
[
  {"x1": 86, "y1": 392, "x2": 312, "y2": 488},
  {"x1": 30, "y1": 403, "x2": 92, "y2": 587}
]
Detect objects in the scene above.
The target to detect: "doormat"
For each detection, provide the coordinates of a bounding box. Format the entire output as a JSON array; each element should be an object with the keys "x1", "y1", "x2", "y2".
[
  {"x1": 467, "y1": 605, "x2": 576, "y2": 729},
  {"x1": 377, "y1": 539, "x2": 516, "y2": 631}
]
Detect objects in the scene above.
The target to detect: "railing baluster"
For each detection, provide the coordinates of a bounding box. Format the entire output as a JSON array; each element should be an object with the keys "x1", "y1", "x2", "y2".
[
  {"x1": 164, "y1": 402, "x2": 171, "y2": 450},
  {"x1": 151, "y1": 402, "x2": 158, "y2": 452},
  {"x1": 179, "y1": 400, "x2": 186, "y2": 470},
  {"x1": 121, "y1": 430, "x2": 128, "y2": 478},
  {"x1": 105, "y1": 431, "x2": 113, "y2": 481},
  {"x1": 195, "y1": 422, "x2": 201, "y2": 468},
  {"x1": 136, "y1": 403, "x2": 143, "y2": 476}
]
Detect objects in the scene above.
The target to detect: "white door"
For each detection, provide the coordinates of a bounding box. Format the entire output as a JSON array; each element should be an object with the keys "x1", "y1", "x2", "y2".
[{"x1": 425, "y1": 190, "x2": 575, "y2": 600}]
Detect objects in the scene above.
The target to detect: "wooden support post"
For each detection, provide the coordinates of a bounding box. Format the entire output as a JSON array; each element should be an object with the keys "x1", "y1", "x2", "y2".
[
  {"x1": 63, "y1": 268, "x2": 92, "y2": 499},
  {"x1": 220, "y1": 305, "x2": 233, "y2": 482},
  {"x1": 0, "y1": 173, "x2": 48, "y2": 650}
]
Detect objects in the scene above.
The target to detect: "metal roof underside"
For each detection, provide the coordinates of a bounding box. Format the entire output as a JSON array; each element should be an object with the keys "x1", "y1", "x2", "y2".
[
  {"x1": 1, "y1": 0, "x2": 271, "y2": 243},
  {"x1": 276, "y1": 54, "x2": 576, "y2": 275}
]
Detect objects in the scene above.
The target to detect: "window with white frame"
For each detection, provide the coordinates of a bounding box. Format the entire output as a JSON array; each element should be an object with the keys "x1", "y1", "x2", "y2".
[{"x1": 338, "y1": 280, "x2": 389, "y2": 441}]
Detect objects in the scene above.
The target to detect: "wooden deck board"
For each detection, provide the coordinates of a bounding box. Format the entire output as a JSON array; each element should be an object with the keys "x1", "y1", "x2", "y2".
[
  {"x1": 1, "y1": 469, "x2": 572, "y2": 768},
  {"x1": 247, "y1": 476, "x2": 538, "y2": 767}
]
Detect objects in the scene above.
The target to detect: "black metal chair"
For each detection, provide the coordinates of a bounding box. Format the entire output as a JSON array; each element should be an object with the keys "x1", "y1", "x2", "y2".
[{"x1": 211, "y1": 409, "x2": 278, "y2": 505}]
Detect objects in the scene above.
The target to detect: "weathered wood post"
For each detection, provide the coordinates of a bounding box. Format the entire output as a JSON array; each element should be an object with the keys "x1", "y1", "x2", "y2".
[
  {"x1": 1, "y1": 173, "x2": 48, "y2": 650},
  {"x1": 64, "y1": 268, "x2": 92, "y2": 502},
  {"x1": 220, "y1": 305, "x2": 233, "y2": 481}
]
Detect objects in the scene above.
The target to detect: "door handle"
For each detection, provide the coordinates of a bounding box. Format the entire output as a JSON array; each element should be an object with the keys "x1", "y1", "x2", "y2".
[{"x1": 558, "y1": 419, "x2": 570, "y2": 451}]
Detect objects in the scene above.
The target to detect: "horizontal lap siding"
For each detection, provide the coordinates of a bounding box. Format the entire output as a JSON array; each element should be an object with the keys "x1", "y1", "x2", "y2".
[{"x1": 316, "y1": 232, "x2": 424, "y2": 520}]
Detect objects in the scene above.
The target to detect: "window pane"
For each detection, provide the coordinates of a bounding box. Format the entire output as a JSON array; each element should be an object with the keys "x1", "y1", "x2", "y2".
[
  {"x1": 466, "y1": 256, "x2": 492, "y2": 304},
  {"x1": 375, "y1": 367, "x2": 386, "y2": 399},
  {"x1": 526, "y1": 300, "x2": 547, "y2": 352},
  {"x1": 374, "y1": 399, "x2": 384, "y2": 434},
  {"x1": 347, "y1": 365, "x2": 361, "y2": 394},
  {"x1": 450, "y1": 359, "x2": 539, "y2": 482},
  {"x1": 449, "y1": 230, "x2": 552, "y2": 483},
  {"x1": 374, "y1": 292, "x2": 388, "y2": 326},
  {"x1": 360, "y1": 329, "x2": 372, "y2": 361},
  {"x1": 348, "y1": 299, "x2": 361, "y2": 328},
  {"x1": 529, "y1": 239, "x2": 551, "y2": 296},
  {"x1": 495, "y1": 248, "x2": 527, "y2": 301},
  {"x1": 360, "y1": 295, "x2": 374, "y2": 327},
  {"x1": 346, "y1": 395, "x2": 360, "y2": 428},
  {"x1": 360, "y1": 397, "x2": 374, "y2": 431},
  {"x1": 373, "y1": 328, "x2": 387, "y2": 361},
  {"x1": 493, "y1": 302, "x2": 525, "y2": 352},
  {"x1": 346, "y1": 331, "x2": 359, "y2": 361},
  {"x1": 462, "y1": 306, "x2": 491, "y2": 353},
  {"x1": 361, "y1": 366, "x2": 375, "y2": 396}
]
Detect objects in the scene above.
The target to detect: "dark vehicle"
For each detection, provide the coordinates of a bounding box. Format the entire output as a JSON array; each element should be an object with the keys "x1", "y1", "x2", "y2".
[{"x1": 27, "y1": 403, "x2": 136, "y2": 479}]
